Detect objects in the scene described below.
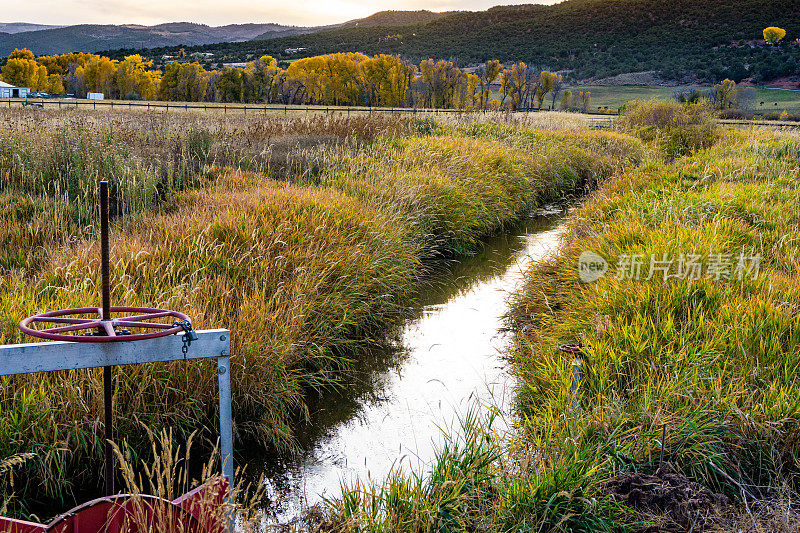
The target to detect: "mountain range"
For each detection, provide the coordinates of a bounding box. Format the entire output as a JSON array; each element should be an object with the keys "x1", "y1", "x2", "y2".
[
  {"x1": 3, "y1": 0, "x2": 800, "y2": 84},
  {"x1": 0, "y1": 23, "x2": 63, "y2": 34},
  {"x1": 0, "y1": 11, "x2": 452, "y2": 57},
  {"x1": 0, "y1": 22, "x2": 308, "y2": 56}
]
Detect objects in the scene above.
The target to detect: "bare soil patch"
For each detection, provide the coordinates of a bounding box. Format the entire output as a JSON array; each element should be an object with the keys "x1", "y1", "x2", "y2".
[{"x1": 602, "y1": 470, "x2": 730, "y2": 532}]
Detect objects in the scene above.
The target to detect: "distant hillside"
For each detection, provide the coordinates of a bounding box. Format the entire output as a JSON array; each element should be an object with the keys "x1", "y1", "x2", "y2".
[
  {"x1": 252, "y1": 10, "x2": 454, "y2": 41},
  {"x1": 339, "y1": 10, "x2": 454, "y2": 29},
  {"x1": 150, "y1": 0, "x2": 800, "y2": 84},
  {"x1": 0, "y1": 23, "x2": 63, "y2": 34},
  {"x1": 0, "y1": 22, "x2": 305, "y2": 55}
]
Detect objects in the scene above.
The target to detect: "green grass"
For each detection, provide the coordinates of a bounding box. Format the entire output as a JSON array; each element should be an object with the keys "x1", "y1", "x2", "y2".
[
  {"x1": 569, "y1": 85, "x2": 800, "y2": 114},
  {"x1": 0, "y1": 109, "x2": 644, "y2": 518},
  {"x1": 329, "y1": 408, "x2": 625, "y2": 532}
]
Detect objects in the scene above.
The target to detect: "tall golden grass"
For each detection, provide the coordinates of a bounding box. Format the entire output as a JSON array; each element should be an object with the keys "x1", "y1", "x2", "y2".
[{"x1": 0, "y1": 108, "x2": 644, "y2": 517}]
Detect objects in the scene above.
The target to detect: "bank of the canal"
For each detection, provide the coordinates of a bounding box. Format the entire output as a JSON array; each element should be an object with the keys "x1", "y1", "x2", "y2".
[{"x1": 252, "y1": 207, "x2": 568, "y2": 521}]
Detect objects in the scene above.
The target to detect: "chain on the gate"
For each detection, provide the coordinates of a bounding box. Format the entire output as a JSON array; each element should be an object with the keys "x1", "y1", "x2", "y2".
[{"x1": 174, "y1": 319, "x2": 199, "y2": 357}]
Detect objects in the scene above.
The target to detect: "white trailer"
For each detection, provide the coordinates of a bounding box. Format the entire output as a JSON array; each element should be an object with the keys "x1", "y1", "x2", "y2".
[{"x1": 87, "y1": 92, "x2": 105, "y2": 100}]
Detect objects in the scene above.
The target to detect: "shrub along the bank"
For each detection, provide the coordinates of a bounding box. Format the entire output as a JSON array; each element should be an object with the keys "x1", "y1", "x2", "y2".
[{"x1": 618, "y1": 99, "x2": 717, "y2": 160}]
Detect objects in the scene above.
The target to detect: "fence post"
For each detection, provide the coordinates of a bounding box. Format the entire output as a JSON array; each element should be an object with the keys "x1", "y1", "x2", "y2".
[
  {"x1": 59, "y1": 100, "x2": 61, "y2": 109},
  {"x1": 224, "y1": 105, "x2": 227, "y2": 115}
]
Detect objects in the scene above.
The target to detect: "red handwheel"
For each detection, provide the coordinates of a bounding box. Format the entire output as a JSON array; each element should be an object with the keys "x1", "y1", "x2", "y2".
[{"x1": 20, "y1": 306, "x2": 192, "y2": 343}]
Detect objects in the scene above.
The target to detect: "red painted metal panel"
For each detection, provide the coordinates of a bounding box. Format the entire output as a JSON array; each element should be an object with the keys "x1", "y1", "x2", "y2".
[
  {"x1": 0, "y1": 478, "x2": 228, "y2": 533},
  {"x1": 0, "y1": 516, "x2": 46, "y2": 533}
]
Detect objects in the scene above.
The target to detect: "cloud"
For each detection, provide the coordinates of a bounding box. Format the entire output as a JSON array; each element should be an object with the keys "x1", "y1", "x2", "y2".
[{"x1": 4, "y1": 0, "x2": 563, "y2": 27}]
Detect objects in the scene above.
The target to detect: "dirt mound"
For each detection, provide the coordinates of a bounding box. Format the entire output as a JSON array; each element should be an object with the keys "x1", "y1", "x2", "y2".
[{"x1": 602, "y1": 470, "x2": 729, "y2": 532}]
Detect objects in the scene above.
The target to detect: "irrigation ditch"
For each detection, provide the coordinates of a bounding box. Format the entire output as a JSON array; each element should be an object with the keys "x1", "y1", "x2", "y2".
[{"x1": 245, "y1": 206, "x2": 569, "y2": 522}]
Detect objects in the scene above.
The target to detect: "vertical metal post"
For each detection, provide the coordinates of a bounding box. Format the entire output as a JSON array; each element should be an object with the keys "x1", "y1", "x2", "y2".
[
  {"x1": 99, "y1": 181, "x2": 114, "y2": 496},
  {"x1": 571, "y1": 357, "x2": 582, "y2": 411},
  {"x1": 217, "y1": 355, "x2": 234, "y2": 488}
]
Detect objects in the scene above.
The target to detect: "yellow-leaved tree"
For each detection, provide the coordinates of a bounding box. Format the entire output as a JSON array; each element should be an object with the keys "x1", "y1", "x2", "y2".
[
  {"x1": 116, "y1": 55, "x2": 160, "y2": 100},
  {"x1": 83, "y1": 55, "x2": 119, "y2": 97},
  {"x1": 476, "y1": 60, "x2": 502, "y2": 110},
  {"x1": 1, "y1": 49, "x2": 49, "y2": 91},
  {"x1": 763, "y1": 26, "x2": 787, "y2": 45}
]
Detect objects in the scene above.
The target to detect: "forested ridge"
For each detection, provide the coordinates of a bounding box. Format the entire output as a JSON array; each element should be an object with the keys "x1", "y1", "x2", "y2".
[{"x1": 116, "y1": 0, "x2": 800, "y2": 83}]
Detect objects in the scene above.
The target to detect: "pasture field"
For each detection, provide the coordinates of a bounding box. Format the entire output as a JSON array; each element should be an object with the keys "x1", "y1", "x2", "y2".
[
  {"x1": 569, "y1": 84, "x2": 800, "y2": 113},
  {"x1": 508, "y1": 112, "x2": 800, "y2": 530},
  {"x1": 0, "y1": 109, "x2": 643, "y2": 517}
]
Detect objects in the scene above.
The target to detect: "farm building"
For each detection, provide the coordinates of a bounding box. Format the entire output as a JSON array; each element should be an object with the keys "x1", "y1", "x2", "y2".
[{"x1": 0, "y1": 81, "x2": 30, "y2": 98}]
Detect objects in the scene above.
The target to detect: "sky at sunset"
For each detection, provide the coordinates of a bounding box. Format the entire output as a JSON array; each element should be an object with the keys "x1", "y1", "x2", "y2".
[{"x1": 4, "y1": 0, "x2": 562, "y2": 27}]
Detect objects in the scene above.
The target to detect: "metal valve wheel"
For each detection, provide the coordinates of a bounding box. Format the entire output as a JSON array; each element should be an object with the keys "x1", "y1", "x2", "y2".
[{"x1": 20, "y1": 306, "x2": 191, "y2": 343}]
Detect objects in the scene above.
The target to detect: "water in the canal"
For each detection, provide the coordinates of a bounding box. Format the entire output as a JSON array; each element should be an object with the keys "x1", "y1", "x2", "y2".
[{"x1": 255, "y1": 206, "x2": 568, "y2": 521}]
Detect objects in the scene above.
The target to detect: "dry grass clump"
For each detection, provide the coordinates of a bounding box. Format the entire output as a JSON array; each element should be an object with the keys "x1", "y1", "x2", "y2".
[
  {"x1": 110, "y1": 426, "x2": 267, "y2": 532},
  {"x1": 618, "y1": 99, "x2": 717, "y2": 159},
  {"x1": 505, "y1": 127, "x2": 800, "y2": 530},
  {"x1": 316, "y1": 129, "x2": 644, "y2": 254},
  {"x1": 0, "y1": 110, "x2": 416, "y2": 274},
  {"x1": 435, "y1": 110, "x2": 591, "y2": 132},
  {"x1": 0, "y1": 172, "x2": 418, "y2": 510}
]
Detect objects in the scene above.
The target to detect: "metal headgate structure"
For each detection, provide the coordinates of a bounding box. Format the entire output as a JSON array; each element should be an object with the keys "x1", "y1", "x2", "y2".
[{"x1": 0, "y1": 180, "x2": 234, "y2": 531}]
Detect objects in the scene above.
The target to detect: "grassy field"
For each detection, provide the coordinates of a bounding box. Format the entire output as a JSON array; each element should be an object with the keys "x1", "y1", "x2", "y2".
[
  {"x1": 0, "y1": 109, "x2": 644, "y2": 518},
  {"x1": 570, "y1": 85, "x2": 800, "y2": 114},
  {"x1": 9, "y1": 103, "x2": 796, "y2": 530},
  {"x1": 327, "y1": 105, "x2": 800, "y2": 531}
]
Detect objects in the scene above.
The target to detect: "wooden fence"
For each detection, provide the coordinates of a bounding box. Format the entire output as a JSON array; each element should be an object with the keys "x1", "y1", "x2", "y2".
[{"x1": 1, "y1": 97, "x2": 618, "y2": 123}]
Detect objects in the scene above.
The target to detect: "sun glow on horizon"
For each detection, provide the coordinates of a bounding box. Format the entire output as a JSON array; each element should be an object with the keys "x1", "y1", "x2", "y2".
[{"x1": 3, "y1": 0, "x2": 564, "y2": 28}]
